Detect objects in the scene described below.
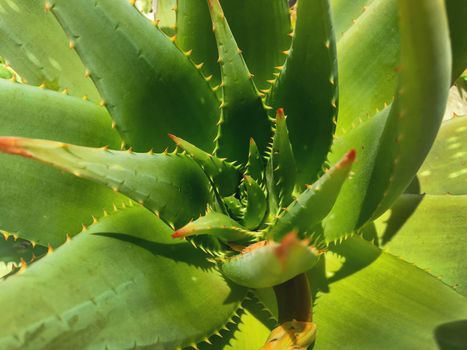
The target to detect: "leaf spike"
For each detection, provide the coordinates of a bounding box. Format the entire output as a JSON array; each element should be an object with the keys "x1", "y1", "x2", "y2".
[
  {"x1": 47, "y1": 244, "x2": 54, "y2": 254},
  {"x1": 19, "y1": 258, "x2": 27, "y2": 273},
  {"x1": 184, "y1": 49, "x2": 193, "y2": 57},
  {"x1": 170, "y1": 35, "x2": 177, "y2": 43},
  {"x1": 66, "y1": 234, "x2": 72, "y2": 242}
]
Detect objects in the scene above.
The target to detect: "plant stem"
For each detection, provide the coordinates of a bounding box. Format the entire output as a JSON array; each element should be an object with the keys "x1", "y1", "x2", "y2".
[{"x1": 273, "y1": 273, "x2": 312, "y2": 323}]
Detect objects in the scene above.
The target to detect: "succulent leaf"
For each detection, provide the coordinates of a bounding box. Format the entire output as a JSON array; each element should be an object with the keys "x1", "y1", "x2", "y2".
[
  {"x1": 48, "y1": 0, "x2": 219, "y2": 152},
  {"x1": 207, "y1": 0, "x2": 271, "y2": 163},
  {"x1": 335, "y1": 0, "x2": 399, "y2": 135},
  {"x1": 0, "y1": 0, "x2": 100, "y2": 99},
  {"x1": 176, "y1": 0, "x2": 221, "y2": 90},
  {"x1": 172, "y1": 211, "x2": 255, "y2": 242},
  {"x1": 324, "y1": 0, "x2": 452, "y2": 240},
  {"x1": 0, "y1": 234, "x2": 46, "y2": 266},
  {"x1": 269, "y1": 0, "x2": 338, "y2": 186},
  {"x1": 268, "y1": 149, "x2": 355, "y2": 242},
  {"x1": 446, "y1": 0, "x2": 467, "y2": 80},
  {"x1": 241, "y1": 176, "x2": 267, "y2": 230},
  {"x1": 169, "y1": 134, "x2": 240, "y2": 196},
  {"x1": 0, "y1": 206, "x2": 247, "y2": 349},
  {"x1": 221, "y1": 232, "x2": 322, "y2": 289},
  {"x1": 309, "y1": 237, "x2": 467, "y2": 349},
  {"x1": 266, "y1": 108, "x2": 297, "y2": 212},
  {"x1": 371, "y1": 194, "x2": 467, "y2": 296},
  {"x1": 246, "y1": 138, "x2": 265, "y2": 183},
  {"x1": 0, "y1": 137, "x2": 211, "y2": 228},
  {"x1": 410, "y1": 116, "x2": 467, "y2": 195},
  {"x1": 0, "y1": 80, "x2": 126, "y2": 246},
  {"x1": 218, "y1": 0, "x2": 292, "y2": 91},
  {"x1": 330, "y1": 0, "x2": 376, "y2": 39}
]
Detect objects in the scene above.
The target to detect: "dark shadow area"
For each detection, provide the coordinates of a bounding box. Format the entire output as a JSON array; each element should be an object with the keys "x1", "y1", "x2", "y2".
[
  {"x1": 380, "y1": 194, "x2": 424, "y2": 245},
  {"x1": 434, "y1": 320, "x2": 467, "y2": 350},
  {"x1": 327, "y1": 238, "x2": 381, "y2": 284},
  {"x1": 93, "y1": 232, "x2": 215, "y2": 271},
  {"x1": 93, "y1": 232, "x2": 244, "y2": 306},
  {"x1": 405, "y1": 175, "x2": 421, "y2": 194}
]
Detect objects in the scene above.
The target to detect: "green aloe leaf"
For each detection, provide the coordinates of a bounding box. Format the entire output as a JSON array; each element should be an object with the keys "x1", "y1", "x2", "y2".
[
  {"x1": 335, "y1": 0, "x2": 399, "y2": 135},
  {"x1": 371, "y1": 194, "x2": 467, "y2": 296},
  {"x1": 0, "y1": 206, "x2": 247, "y2": 349},
  {"x1": 446, "y1": 0, "x2": 467, "y2": 80},
  {"x1": 218, "y1": 0, "x2": 291, "y2": 91},
  {"x1": 310, "y1": 237, "x2": 467, "y2": 349},
  {"x1": 324, "y1": 0, "x2": 451, "y2": 241},
  {"x1": 412, "y1": 116, "x2": 467, "y2": 195},
  {"x1": 246, "y1": 138, "x2": 265, "y2": 184},
  {"x1": 241, "y1": 175, "x2": 267, "y2": 230},
  {"x1": 0, "y1": 0, "x2": 100, "y2": 100},
  {"x1": 177, "y1": 0, "x2": 291, "y2": 93},
  {"x1": 0, "y1": 63, "x2": 13, "y2": 79},
  {"x1": 172, "y1": 211, "x2": 255, "y2": 242},
  {"x1": 176, "y1": 0, "x2": 221, "y2": 90},
  {"x1": 169, "y1": 134, "x2": 240, "y2": 197},
  {"x1": 207, "y1": 0, "x2": 271, "y2": 163},
  {"x1": 221, "y1": 233, "x2": 321, "y2": 289},
  {"x1": 330, "y1": 0, "x2": 376, "y2": 39},
  {"x1": 0, "y1": 234, "x2": 46, "y2": 266},
  {"x1": 266, "y1": 108, "x2": 297, "y2": 212},
  {"x1": 269, "y1": 0, "x2": 338, "y2": 186},
  {"x1": 0, "y1": 80, "x2": 126, "y2": 247},
  {"x1": 0, "y1": 137, "x2": 211, "y2": 228},
  {"x1": 48, "y1": 0, "x2": 219, "y2": 152},
  {"x1": 268, "y1": 149, "x2": 355, "y2": 242}
]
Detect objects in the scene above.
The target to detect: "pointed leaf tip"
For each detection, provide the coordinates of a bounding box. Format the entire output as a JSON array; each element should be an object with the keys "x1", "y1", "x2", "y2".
[
  {"x1": 276, "y1": 108, "x2": 285, "y2": 119},
  {"x1": 337, "y1": 149, "x2": 356, "y2": 168},
  {"x1": 0, "y1": 137, "x2": 31, "y2": 158}
]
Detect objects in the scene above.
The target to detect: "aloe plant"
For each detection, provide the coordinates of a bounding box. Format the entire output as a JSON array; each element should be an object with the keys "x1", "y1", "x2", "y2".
[{"x1": 0, "y1": 0, "x2": 465, "y2": 348}]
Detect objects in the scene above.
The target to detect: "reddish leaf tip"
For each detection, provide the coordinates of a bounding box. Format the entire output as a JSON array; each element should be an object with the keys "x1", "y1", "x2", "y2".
[
  {"x1": 276, "y1": 108, "x2": 285, "y2": 119},
  {"x1": 0, "y1": 137, "x2": 31, "y2": 158}
]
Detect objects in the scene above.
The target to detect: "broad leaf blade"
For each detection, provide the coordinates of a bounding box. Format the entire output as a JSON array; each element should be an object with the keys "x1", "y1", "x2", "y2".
[
  {"x1": 0, "y1": 138, "x2": 211, "y2": 228},
  {"x1": 412, "y1": 116, "x2": 467, "y2": 195},
  {"x1": 324, "y1": 0, "x2": 451, "y2": 240},
  {"x1": 49, "y1": 0, "x2": 219, "y2": 152},
  {"x1": 446, "y1": 0, "x2": 467, "y2": 80},
  {"x1": 372, "y1": 194, "x2": 467, "y2": 296},
  {"x1": 311, "y1": 237, "x2": 467, "y2": 349},
  {"x1": 0, "y1": 206, "x2": 246, "y2": 349},
  {"x1": 0, "y1": 0, "x2": 100, "y2": 100},
  {"x1": 221, "y1": 233, "x2": 321, "y2": 289},
  {"x1": 335, "y1": 0, "x2": 399, "y2": 135},
  {"x1": 269, "y1": 0, "x2": 338, "y2": 186},
  {"x1": 0, "y1": 80, "x2": 125, "y2": 247},
  {"x1": 330, "y1": 0, "x2": 376, "y2": 39}
]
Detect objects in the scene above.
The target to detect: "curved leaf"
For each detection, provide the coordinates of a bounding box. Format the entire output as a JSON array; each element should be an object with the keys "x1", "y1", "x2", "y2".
[
  {"x1": 49, "y1": 0, "x2": 219, "y2": 152},
  {"x1": 324, "y1": 0, "x2": 451, "y2": 240},
  {"x1": 266, "y1": 108, "x2": 297, "y2": 212},
  {"x1": 0, "y1": 80, "x2": 125, "y2": 246},
  {"x1": 446, "y1": 0, "x2": 467, "y2": 80},
  {"x1": 311, "y1": 237, "x2": 467, "y2": 349},
  {"x1": 413, "y1": 116, "x2": 467, "y2": 195},
  {"x1": 221, "y1": 233, "x2": 321, "y2": 289},
  {"x1": 0, "y1": 137, "x2": 211, "y2": 228},
  {"x1": 154, "y1": 0, "x2": 176, "y2": 35},
  {"x1": 242, "y1": 176, "x2": 267, "y2": 230},
  {"x1": 0, "y1": 0, "x2": 100, "y2": 100},
  {"x1": 330, "y1": 0, "x2": 376, "y2": 39},
  {"x1": 269, "y1": 0, "x2": 338, "y2": 186},
  {"x1": 335, "y1": 0, "x2": 399, "y2": 135},
  {"x1": 0, "y1": 206, "x2": 247, "y2": 349},
  {"x1": 373, "y1": 194, "x2": 467, "y2": 296},
  {"x1": 0, "y1": 235, "x2": 46, "y2": 265},
  {"x1": 269, "y1": 150, "x2": 355, "y2": 242}
]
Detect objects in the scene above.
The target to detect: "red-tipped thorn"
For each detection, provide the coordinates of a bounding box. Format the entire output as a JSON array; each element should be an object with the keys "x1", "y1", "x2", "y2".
[
  {"x1": 168, "y1": 133, "x2": 181, "y2": 145},
  {"x1": 276, "y1": 108, "x2": 285, "y2": 119},
  {"x1": 171, "y1": 227, "x2": 190, "y2": 239}
]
